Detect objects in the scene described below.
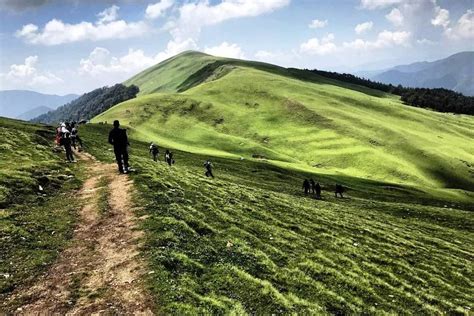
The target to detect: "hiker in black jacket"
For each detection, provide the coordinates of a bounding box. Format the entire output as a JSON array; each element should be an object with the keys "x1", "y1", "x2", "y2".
[
  {"x1": 108, "y1": 120, "x2": 129, "y2": 173},
  {"x1": 303, "y1": 179, "x2": 310, "y2": 195}
]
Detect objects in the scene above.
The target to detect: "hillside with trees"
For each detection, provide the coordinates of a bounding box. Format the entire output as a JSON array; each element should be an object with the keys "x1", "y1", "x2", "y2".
[{"x1": 32, "y1": 84, "x2": 139, "y2": 124}]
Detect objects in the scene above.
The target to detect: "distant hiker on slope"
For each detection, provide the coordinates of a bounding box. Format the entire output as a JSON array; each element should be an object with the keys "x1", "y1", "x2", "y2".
[
  {"x1": 165, "y1": 150, "x2": 174, "y2": 166},
  {"x1": 149, "y1": 143, "x2": 159, "y2": 162},
  {"x1": 335, "y1": 184, "x2": 344, "y2": 198},
  {"x1": 60, "y1": 123, "x2": 75, "y2": 163},
  {"x1": 204, "y1": 160, "x2": 214, "y2": 178},
  {"x1": 310, "y1": 179, "x2": 316, "y2": 194},
  {"x1": 303, "y1": 179, "x2": 310, "y2": 195},
  {"x1": 108, "y1": 120, "x2": 130, "y2": 174},
  {"x1": 315, "y1": 182, "x2": 322, "y2": 199}
]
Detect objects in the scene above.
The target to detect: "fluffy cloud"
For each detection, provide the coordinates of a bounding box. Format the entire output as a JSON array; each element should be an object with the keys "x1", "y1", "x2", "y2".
[
  {"x1": 78, "y1": 47, "x2": 160, "y2": 77},
  {"x1": 204, "y1": 42, "x2": 246, "y2": 59},
  {"x1": 169, "y1": 0, "x2": 290, "y2": 42},
  {"x1": 154, "y1": 38, "x2": 199, "y2": 62},
  {"x1": 431, "y1": 6, "x2": 450, "y2": 28},
  {"x1": 355, "y1": 21, "x2": 373, "y2": 34},
  {"x1": 15, "y1": 5, "x2": 149, "y2": 45},
  {"x1": 445, "y1": 9, "x2": 474, "y2": 39},
  {"x1": 0, "y1": 56, "x2": 62, "y2": 90},
  {"x1": 145, "y1": 0, "x2": 174, "y2": 19},
  {"x1": 97, "y1": 5, "x2": 119, "y2": 24},
  {"x1": 157, "y1": 0, "x2": 289, "y2": 67},
  {"x1": 300, "y1": 34, "x2": 337, "y2": 55},
  {"x1": 386, "y1": 8, "x2": 404, "y2": 27},
  {"x1": 309, "y1": 19, "x2": 328, "y2": 29},
  {"x1": 360, "y1": 0, "x2": 401, "y2": 10},
  {"x1": 343, "y1": 30, "x2": 411, "y2": 49}
]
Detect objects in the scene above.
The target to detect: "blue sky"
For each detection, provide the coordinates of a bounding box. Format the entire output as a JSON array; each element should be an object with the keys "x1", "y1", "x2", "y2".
[{"x1": 0, "y1": 0, "x2": 473, "y2": 95}]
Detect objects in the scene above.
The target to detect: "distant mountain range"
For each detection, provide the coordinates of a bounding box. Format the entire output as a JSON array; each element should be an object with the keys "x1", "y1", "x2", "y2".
[
  {"x1": 0, "y1": 90, "x2": 78, "y2": 120},
  {"x1": 367, "y1": 52, "x2": 474, "y2": 96}
]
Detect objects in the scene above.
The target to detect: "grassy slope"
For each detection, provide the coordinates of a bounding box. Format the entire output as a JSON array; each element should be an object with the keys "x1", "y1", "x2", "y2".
[
  {"x1": 95, "y1": 52, "x2": 474, "y2": 200},
  {"x1": 0, "y1": 117, "x2": 82, "y2": 295},
  {"x1": 82, "y1": 124, "x2": 473, "y2": 315},
  {"x1": 93, "y1": 51, "x2": 473, "y2": 313}
]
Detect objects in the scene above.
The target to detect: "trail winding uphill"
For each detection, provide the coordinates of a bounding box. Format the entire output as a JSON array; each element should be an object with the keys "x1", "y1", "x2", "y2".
[{"x1": 2, "y1": 152, "x2": 154, "y2": 315}]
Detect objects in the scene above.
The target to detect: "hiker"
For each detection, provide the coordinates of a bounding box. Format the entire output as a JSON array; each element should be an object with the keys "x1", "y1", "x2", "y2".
[
  {"x1": 315, "y1": 182, "x2": 322, "y2": 199},
  {"x1": 335, "y1": 184, "x2": 344, "y2": 198},
  {"x1": 165, "y1": 150, "x2": 174, "y2": 166},
  {"x1": 71, "y1": 123, "x2": 83, "y2": 151},
  {"x1": 60, "y1": 123, "x2": 75, "y2": 163},
  {"x1": 149, "y1": 143, "x2": 159, "y2": 161},
  {"x1": 310, "y1": 179, "x2": 316, "y2": 194},
  {"x1": 55, "y1": 124, "x2": 62, "y2": 146},
  {"x1": 204, "y1": 160, "x2": 214, "y2": 178},
  {"x1": 108, "y1": 120, "x2": 130, "y2": 174},
  {"x1": 302, "y1": 179, "x2": 310, "y2": 195}
]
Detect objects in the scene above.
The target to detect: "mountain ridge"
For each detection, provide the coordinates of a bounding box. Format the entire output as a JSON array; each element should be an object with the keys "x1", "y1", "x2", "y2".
[
  {"x1": 0, "y1": 90, "x2": 78, "y2": 119},
  {"x1": 371, "y1": 51, "x2": 474, "y2": 95}
]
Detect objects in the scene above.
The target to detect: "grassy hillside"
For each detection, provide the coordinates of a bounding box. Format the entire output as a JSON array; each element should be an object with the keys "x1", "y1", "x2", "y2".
[
  {"x1": 0, "y1": 117, "x2": 82, "y2": 295},
  {"x1": 95, "y1": 52, "x2": 474, "y2": 199},
  {"x1": 81, "y1": 123, "x2": 473, "y2": 314}
]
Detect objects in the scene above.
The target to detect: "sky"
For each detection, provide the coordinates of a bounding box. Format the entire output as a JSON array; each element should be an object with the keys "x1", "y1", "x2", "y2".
[{"x1": 0, "y1": 0, "x2": 473, "y2": 95}]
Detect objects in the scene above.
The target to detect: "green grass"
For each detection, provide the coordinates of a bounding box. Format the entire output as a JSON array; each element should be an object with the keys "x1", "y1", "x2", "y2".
[
  {"x1": 81, "y1": 124, "x2": 473, "y2": 314},
  {"x1": 95, "y1": 52, "x2": 474, "y2": 202},
  {"x1": 0, "y1": 117, "x2": 83, "y2": 296}
]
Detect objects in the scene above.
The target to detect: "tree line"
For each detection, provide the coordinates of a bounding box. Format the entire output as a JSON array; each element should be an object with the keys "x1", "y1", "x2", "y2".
[
  {"x1": 309, "y1": 69, "x2": 474, "y2": 115},
  {"x1": 33, "y1": 84, "x2": 139, "y2": 124}
]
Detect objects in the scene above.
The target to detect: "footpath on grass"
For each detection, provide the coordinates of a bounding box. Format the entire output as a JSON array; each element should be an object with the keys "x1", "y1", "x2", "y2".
[{"x1": 2, "y1": 151, "x2": 154, "y2": 314}]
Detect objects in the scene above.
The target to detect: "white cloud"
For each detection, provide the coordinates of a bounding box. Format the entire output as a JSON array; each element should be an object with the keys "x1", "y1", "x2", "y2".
[
  {"x1": 156, "y1": 0, "x2": 289, "y2": 71},
  {"x1": 360, "y1": 0, "x2": 401, "y2": 10},
  {"x1": 416, "y1": 38, "x2": 436, "y2": 45},
  {"x1": 300, "y1": 33, "x2": 337, "y2": 55},
  {"x1": 154, "y1": 38, "x2": 199, "y2": 62},
  {"x1": 145, "y1": 0, "x2": 174, "y2": 19},
  {"x1": 16, "y1": 6, "x2": 149, "y2": 45},
  {"x1": 431, "y1": 6, "x2": 450, "y2": 28},
  {"x1": 169, "y1": 0, "x2": 290, "y2": 42},
  {"x1": 445, "y1": 9, "x2": 474, "y2": 39},
  {"x1": 385, "y1": 8, "x2": 404, "y2": 27},
  {"x1": 355, "y1": 21, "x2": 373, "y2": 34},
  {"x1": 97, "y1": 5, "x2": 119, "y2": 24},
  {"x1": 0, "y1": 56, "x2": 62, "y2": 91},
  {"x1": 204, "y1": 42, "x2": 245, "y2": 59},
  {"x1": 78, "y1": 47, "x2": 160, "y2": 77},
  {"x1": 309, "y1": 19, "x2": 328, "y2": 29},
  {"x1": 343, "y1": 30, "x2": 411, "y2": 49}
]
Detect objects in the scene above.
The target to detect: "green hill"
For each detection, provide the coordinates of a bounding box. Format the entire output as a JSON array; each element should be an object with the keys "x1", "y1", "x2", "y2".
[{"x1": 95, "y1": 51, "x2": 474, "y2": 198}]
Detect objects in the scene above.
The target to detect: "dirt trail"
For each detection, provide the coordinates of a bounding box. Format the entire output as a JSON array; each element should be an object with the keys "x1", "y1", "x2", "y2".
[{"x1": 4, "y1": 152, "x2": 154, "y2": 315}]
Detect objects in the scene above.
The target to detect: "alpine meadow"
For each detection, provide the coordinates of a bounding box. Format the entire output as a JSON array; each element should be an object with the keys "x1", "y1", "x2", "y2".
[{"x1": 1, "y1": 0, "x2": 474, "y2": 314}]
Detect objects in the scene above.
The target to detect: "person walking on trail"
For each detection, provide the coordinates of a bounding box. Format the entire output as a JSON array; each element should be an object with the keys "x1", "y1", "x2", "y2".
[
  {"x1": 149, "y1": 143, "x2": 159, "y2": 162},
  {"x1": 108, "y1": 120, "x2": 130, "y2": 174},
  {"x1": 204, "y1": 160, "x2": 214, "y2": 178},
  {"x1": 165, "y1": 150, "x2": 174, "y2": 166},
  {"x1": 60, "y1": 123, "x2": 75, "y2": 163},
  {"x1": 71, "y1": 122, "x2": 83, "y2": 151},
  {"x1": 303, "y1": 179, "x2": 310, "y2": 195},
  {"x1": 335, "y1": 184, "x2": 344, "y2": 198},
  {"x1": 315, "y1": 182, "x2": 322, "y2": 199}
]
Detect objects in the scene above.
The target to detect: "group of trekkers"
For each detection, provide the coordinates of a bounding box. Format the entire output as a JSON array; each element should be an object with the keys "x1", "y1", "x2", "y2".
[
  {"x1": 303, "y1": 179, "x2": 345, "y2": 199},
  {"x1": 109, "y1": 120, "x2": 213, "y2": 177},
  {"x1": 55, "y1": 121, "x2": 83, "y2": 163},
  {"x1": 58, "y1": 119, "x2": 345, "y2": 197}
]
